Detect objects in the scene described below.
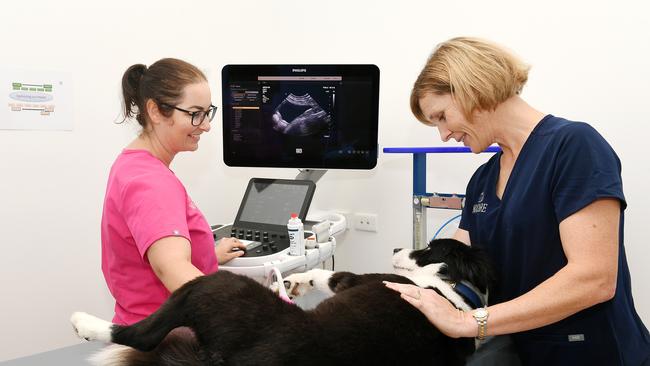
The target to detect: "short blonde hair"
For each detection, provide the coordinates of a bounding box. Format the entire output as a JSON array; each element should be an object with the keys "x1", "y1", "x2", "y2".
[{"x1": 410, "y1": 37, "x2": 530, "y2": 124}]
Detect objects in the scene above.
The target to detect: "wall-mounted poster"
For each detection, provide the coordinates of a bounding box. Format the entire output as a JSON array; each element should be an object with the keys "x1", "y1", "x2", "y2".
[{"x1": 1, "y1": 69, "x2": 72, "y2": 131}]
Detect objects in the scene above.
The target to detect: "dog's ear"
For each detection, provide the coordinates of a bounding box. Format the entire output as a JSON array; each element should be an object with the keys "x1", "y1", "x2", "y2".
[{"x1": 431, "y1": 239, "x2": 497, "y2": 294}]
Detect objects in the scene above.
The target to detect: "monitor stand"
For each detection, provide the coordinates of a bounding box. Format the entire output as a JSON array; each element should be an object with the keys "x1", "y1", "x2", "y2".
[{"x1": 295, "y1": 169, "x2": 327, "y2": 184}]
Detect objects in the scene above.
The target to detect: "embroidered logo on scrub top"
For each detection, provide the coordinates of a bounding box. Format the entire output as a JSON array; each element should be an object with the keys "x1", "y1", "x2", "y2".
[{"x1": 472, "y1": 192, "x2": 488, "y2": 214}]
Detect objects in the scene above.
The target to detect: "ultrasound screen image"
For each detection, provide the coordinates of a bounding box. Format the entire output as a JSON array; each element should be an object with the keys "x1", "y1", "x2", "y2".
[
  {"x1": 222, "y1": 65, "x2": 379, "y2": 169},
  {"x1": 270, "y1": 93, "x2": 332, "y2": 136}
]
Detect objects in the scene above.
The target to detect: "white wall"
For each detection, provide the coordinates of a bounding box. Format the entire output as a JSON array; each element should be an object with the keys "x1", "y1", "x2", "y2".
[{"x1": 1, "y1": 0, "x2": 649, "y2": 361}]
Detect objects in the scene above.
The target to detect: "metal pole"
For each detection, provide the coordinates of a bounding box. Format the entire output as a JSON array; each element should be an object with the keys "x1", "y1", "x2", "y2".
[{"x1": 413, "y1": 153, "x2": 427, "y2": 250}]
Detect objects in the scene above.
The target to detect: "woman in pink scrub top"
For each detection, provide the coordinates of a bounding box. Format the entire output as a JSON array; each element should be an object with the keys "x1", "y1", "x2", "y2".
[{"x1": 101, "y1": 58, "x2": 246, "y2": 325}]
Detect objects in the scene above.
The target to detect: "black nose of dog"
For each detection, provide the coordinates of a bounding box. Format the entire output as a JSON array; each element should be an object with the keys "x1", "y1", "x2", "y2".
[{"x1": 393, "y1": 248, "x2": 403, "y2": 254}]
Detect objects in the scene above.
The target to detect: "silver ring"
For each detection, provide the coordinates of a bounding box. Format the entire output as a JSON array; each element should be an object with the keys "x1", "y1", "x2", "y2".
[{"x1": 416, "y1": 289, "x2": 421, "y2": 300}]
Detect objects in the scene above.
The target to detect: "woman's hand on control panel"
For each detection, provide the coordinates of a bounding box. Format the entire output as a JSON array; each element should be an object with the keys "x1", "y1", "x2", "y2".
[{"x1": 216, "y1": 237, "x2": 247, "y2": 264}]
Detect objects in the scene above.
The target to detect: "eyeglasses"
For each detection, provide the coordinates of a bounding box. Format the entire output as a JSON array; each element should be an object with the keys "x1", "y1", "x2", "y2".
[{"x1": 162, "y1": 103, "x2": 218, "y2": 126}]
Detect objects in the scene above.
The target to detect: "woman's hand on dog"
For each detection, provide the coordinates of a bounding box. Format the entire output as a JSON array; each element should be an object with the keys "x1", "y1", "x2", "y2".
[
  {"x1": 215, "y1": 238, "x2": 247, "y2": 264},
  {"x1": 383, "y1": 282, "x2": 475, "y2": 338}
]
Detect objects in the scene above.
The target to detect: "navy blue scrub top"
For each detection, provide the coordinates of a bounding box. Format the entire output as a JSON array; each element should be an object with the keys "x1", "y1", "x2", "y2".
[{"x1": 459, "y1": 115, "x2": 650, "y2": 365}]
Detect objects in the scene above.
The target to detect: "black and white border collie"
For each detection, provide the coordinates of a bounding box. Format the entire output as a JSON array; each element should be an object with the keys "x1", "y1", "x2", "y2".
[{"x1": 71, "y1": 238, "x2": 495, "y2": 366}]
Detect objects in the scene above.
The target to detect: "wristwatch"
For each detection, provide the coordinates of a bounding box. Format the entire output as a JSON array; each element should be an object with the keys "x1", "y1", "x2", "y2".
[{"x1": 472, "y1": 307, "x2": 489, "y2": 340}]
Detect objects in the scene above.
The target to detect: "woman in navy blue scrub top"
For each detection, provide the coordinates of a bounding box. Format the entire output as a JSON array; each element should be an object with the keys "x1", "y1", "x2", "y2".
[{"x1": 384, "y1": 37, "x2": 650, "y2": 365}]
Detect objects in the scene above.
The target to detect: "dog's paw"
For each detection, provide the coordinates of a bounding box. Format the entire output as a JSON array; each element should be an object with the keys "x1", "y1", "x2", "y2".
[
  {"x1": 283, "y1": 272, "x2": 316, "y2": 298},
  {"x1": 284, "y1": 272, "x2": 315, "y2": 286},
  {"x1": 283, "y1": 269, "x2": 336, "y2": 297},
  {"x1": 70, "y1": 312, "x2": 113, "y2": 342}
]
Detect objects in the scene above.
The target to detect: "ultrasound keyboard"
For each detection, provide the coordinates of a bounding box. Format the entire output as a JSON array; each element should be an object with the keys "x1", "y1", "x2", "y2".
[{"x1": 213, "y1": 225, "x2": 290, "y2": 258}]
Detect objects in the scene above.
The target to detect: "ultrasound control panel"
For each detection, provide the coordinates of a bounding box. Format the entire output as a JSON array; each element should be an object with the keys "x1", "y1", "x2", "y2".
[
  {"x1": 213, "y1": 224, "x2": 313, "y2": 258},
  {"x1": 230, "y1": 226, "x2": 289, "y2": 257}
]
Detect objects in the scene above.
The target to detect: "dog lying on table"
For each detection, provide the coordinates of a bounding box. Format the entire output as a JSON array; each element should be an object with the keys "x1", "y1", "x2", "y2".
[{"x1": 71, "y1": 238, "x2": 495, "y2": 366}]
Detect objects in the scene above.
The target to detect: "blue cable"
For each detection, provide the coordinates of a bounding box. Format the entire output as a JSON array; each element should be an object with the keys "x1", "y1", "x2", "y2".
[{"x1": 432, "y1": 214, "x2": 462, "y2": 240}]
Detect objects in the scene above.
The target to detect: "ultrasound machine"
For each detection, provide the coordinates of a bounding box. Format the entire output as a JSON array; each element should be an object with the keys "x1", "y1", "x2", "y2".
[{"x1": 213, "y1": 64, "x2": 380, "y2": 282}]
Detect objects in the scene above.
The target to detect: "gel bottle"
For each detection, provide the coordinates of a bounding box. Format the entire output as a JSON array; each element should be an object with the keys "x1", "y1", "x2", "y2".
[{"x1": 288, "y1": 213, "x2": 305, "y2": 256}]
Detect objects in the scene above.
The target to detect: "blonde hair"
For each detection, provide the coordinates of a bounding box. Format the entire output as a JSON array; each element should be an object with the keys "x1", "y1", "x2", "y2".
[{"x1": 410, "y1": 37, "x2": 530, "y2": 124}]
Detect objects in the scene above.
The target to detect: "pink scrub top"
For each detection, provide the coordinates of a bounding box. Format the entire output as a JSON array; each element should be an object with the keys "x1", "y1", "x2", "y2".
[{"x1": 101, "y1": 149, "x2": 218, "y2": 324}]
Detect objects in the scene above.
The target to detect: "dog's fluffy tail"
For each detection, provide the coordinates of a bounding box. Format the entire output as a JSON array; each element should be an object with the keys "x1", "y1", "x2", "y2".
[
  {"x1": 88, "y1": 344, "x2": 130, "y2": 366},
  {"x1": 88, "y1": 329, "x2": 203, "y2": 366}
]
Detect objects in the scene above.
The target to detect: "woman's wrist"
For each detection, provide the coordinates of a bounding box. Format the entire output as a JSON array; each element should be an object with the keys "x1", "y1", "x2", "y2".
[
  {"x1": 460, "y1": 309, "x2": 480, "y2": 338},
  {"x1": 446, "y1": 309, "x2": 479, "y2": 338}
]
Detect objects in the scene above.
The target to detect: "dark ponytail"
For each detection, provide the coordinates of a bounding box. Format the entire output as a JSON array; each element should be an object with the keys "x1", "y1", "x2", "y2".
[
  {"x1": 119, "y1": 58, "x2": 207, "y2": 128},
  {"x1": 121, "y1": 64, "x2": 147, "y2": 125}
]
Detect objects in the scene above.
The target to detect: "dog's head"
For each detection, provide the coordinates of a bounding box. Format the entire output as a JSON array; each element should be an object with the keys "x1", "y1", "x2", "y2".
[{"x1": 392, "y1": 238, "x2": 496, "y2": 294}]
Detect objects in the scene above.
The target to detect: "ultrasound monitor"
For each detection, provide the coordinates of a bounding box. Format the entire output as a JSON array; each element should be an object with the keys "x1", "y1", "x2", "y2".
[{"x1": 221, "y1": 64, "x2": 379, "y2": 169}]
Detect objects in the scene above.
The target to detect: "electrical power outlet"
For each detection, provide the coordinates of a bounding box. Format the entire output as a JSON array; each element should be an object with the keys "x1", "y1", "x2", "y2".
[{"x1": 354, "y1": 213, "x2": 378, "y2": 232}]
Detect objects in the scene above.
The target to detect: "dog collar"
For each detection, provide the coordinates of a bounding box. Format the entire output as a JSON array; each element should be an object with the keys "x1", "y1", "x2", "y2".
[{"x1": 450, "y1": 281, "x2": 485, "y2": 309}]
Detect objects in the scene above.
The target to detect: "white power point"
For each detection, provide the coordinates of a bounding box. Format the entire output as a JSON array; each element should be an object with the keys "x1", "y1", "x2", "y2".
[{"x1": 354, "y1": 213, "x2": 378, "y2": 232}]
